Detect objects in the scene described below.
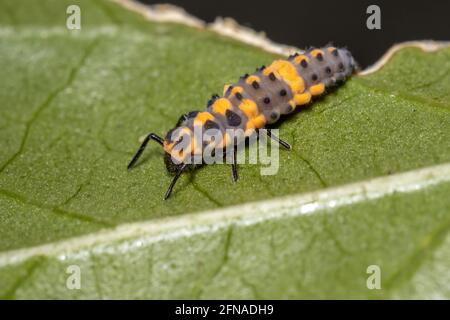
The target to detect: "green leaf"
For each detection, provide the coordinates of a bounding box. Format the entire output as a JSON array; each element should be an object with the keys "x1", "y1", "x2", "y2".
[{"x1": 0, "y1": 0, "x2": 449, "y2": 299}]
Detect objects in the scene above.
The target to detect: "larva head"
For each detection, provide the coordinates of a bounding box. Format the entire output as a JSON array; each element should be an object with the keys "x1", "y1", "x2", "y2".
[
  {"x1": 163, "y1": 126, "x2": 194, "y2": 173},
  {"x1": 163, "y1": 110, "x2": 228, "y2": 173}
]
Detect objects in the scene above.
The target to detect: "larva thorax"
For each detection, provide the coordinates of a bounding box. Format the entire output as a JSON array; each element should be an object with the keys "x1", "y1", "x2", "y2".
[{"x1": 162, "y1": 46, "x2": 356, "y2": 172}]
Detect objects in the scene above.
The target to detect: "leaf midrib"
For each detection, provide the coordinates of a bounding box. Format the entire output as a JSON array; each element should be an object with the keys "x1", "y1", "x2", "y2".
[{"x1": 1, "y1": 162, "x2": 449, "y2": 261}]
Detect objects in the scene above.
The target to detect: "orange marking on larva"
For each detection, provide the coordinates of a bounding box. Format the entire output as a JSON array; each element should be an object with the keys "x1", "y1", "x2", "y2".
[
  {"x1": 310, "y1": 49, "x2": 324, "y2": 57},
  {"x1": 170, "y1": 149, "x2": 185, "y2": 163},
  {"x1": 293, "y1": 55, "x2": 309, "y2": 65},
  {"x1": 163, "y1": 127, "x2": 192, "y2": 153},
  {"x1": 194, "y1": 111, "x2": 215, "y2": 126},
  {"x1": 327, "y1": 47, "x2": 337, "y2": 53},
  {"x1": 294, "y1": 92, "x2": 312, "y2": 106},
  {"x1": 262, "y1": 68, "x2": 280, "y2": 79},
  {"x1": 245, "y1": 75, "x2": 260, "y2": 85},
  {"x1": 309, "y1": 83, "x2": 325, "y2": 96},
  {"x1": 212, "y1": 98, "x2": 232, "y2": 115},
  {"x1": 231, "y1": 86, "x2": 243, "y2": 95},
  {"x1": 288, "y1": 100, "x2": 296, "y2": 110},
  {"x1": 267, "y1": 60, "x2": 304, "y2": 93},
  {"x1": 239, "y1": 99, "x2": 259, "y2": 119},
  {"x1": 251, "y1": 114, "x2": 266, "y2": 128},
  {"x1": 163, "y1": 140, "x2": 174, "y2": 153}
]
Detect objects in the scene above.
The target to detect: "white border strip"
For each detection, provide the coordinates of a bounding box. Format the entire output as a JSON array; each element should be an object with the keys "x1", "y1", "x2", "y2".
[{"x1": 1, "y1": 162, "x2": 449, "y2": 267}]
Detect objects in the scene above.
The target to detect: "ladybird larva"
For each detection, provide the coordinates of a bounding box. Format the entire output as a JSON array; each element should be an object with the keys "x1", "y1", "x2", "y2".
[{"x1": 128, "y1": 46, "x2": 357, "y2": 199}]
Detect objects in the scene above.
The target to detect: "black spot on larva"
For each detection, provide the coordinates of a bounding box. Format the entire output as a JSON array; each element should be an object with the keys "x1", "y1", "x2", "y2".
[
  {"x1": 300, "y1": 59, "x2": 308, "y2": 68},
  {"x1": 279, "y1": 89, "x2": 287, "y2": 96},
  {"x1": 235, "y1": 92, "x2": 243, "y2": 100},
  {"x1": 316, "y1": 53, "x2": 323, "y2": 61},
  {"x1": 263, "y1": 97, "x2": 271, "y2": 104},
  {"x1": 269, "y1": 72, "x2": 276, "y2": 81},
  {"x1": 204, "y1": 120, "x2": 220, "y2": 130},
  {"x1": 311, "y1": 73, "x2": 318, "y2": 81},
  {"x1": 331, "y1": 49, "x2": 338, "y2": 57},
  {"x1": 252, "y1": 81, "x2": 260, "y2": 89},
  {"x1": 241, "y1": 73, "x2": 249, "y2": 80},
  {"x1": 325, "y1": 66, "x2": 331, "y2": 74},
  {"x1": 225, "y1": 109, "x2": 242, "y2": 126},
  {"x1": 270, "y1": 111, "x2": 279, "y2": 120},
  {"x1": 338, "y1": 62, "x2": 344, "y2": 71}
]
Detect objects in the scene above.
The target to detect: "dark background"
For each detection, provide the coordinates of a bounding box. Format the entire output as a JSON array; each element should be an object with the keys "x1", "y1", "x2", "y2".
[{"x1": 138, "y1": 0, "x2": 449, "y2": 68}]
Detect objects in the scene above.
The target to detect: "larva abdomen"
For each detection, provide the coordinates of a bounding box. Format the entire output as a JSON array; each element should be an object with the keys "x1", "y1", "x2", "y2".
[{"x1": 184, "y1": 46, "x2": 356, "y2": 139}]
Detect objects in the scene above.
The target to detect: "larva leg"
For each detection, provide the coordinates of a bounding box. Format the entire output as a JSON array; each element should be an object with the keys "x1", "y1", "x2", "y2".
[
  {"x1": 230, "y1": 146, "x2": 239, "y2": 182},
  {"x1": 128, "y1": 133, "x2": 164, "y2": 170},
  {"x1": 260, "y1": 129, "x2": 291, "y2": 150},
  {"x1": 164, "y1": 163, "x2": 188, "y2": 200}
]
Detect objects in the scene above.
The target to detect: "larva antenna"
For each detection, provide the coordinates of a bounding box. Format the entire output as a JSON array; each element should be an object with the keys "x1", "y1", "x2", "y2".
[{"x1": 127, "y1": 132, "x2": 164, "y2": 170}]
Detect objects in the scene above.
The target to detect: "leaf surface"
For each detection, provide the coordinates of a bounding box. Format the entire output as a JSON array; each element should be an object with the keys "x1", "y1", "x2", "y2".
[{"x1": 0, "y1": 0, "x2": 449, "y2": 299}]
